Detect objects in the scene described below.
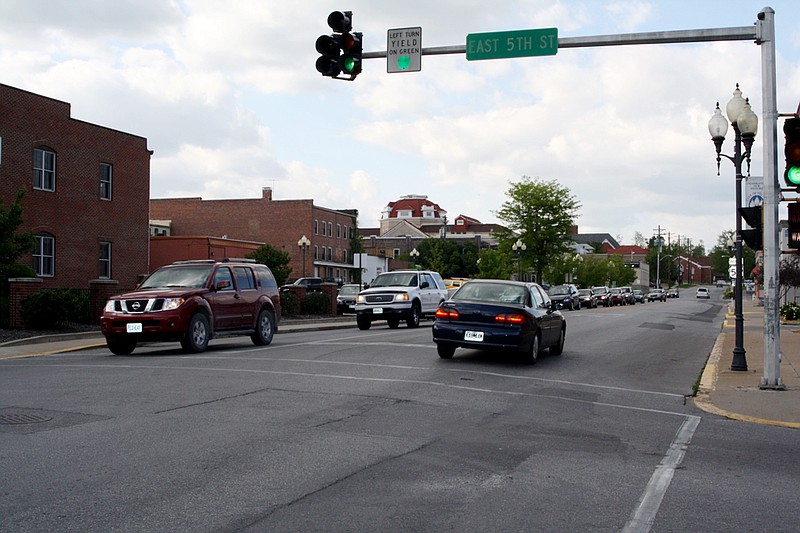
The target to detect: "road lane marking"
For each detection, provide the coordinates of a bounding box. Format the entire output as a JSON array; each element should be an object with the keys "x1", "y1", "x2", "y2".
[{"x1": 622, "y1": 416, "x2": 701, "y2": 533}]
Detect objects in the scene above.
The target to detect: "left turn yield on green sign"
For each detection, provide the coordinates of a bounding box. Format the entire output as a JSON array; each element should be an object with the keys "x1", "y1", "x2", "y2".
[{"x1": 387, "y1": 27, "x2": 422, "y2": 73}]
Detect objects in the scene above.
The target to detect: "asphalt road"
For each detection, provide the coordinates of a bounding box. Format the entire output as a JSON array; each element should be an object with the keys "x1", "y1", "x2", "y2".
[{"x1": 2, "y1": 288, "x2": 799, "y2": 532}]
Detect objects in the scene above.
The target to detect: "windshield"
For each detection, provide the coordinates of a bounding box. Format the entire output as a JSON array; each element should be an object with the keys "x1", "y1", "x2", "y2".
[
  {"x1": 548, "y1": 286, "x2": 570, "y2": 296},
  {"x1": 609, "y1": 288, "x2": 621, "y2": 294},
  {"x1": 139, "y1": 265, "x2": 212, "y2": 289},
  {"x1": 338, "y1": 285, "x2": 360, "y2": 296},
  {"x1": 370, "y1": 273, "x2": 418, "y2": 288},
  {"x1": 453, "y1": 282, "x2": 526, "y2": 304},
  {"x1": 578, "y1": 289, "x2": 592, "y2": 296}
]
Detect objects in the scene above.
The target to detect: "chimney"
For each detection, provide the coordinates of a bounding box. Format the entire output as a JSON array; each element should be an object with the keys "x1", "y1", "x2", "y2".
[{"x1": 262, "y1": 187, "x2": 272, "y2": 200}]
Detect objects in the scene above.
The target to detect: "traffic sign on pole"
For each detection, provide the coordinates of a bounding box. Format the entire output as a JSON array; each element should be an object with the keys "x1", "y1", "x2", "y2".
[
  {"x1": 466, "y1": 28, "x2": 557, "y2": 61},
  {"x1": 387, "y1": 27, "x2": 422, "y2": 73}
]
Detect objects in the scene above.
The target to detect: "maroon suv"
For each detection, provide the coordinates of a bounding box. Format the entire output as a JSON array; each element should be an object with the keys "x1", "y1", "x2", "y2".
[{"x1": 100, "y1": 259, "x2": 281, "y2": 355}]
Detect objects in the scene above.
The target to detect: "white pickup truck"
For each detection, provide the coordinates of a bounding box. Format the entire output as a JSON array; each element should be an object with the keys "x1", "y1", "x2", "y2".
[{"x1": 355, "y1": 270, "x2": 448, "y2": 330}]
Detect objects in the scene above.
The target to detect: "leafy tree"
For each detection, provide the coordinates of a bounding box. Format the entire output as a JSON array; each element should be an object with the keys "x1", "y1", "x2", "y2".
[
  {"x1": 607, "y1": 255, "x2": 637, "y2": 286},
  {"x1": 779, "y1": 257, "x2": 800, "y2": 302},
  {"x1": 415, "y1": 239, "x2": 479, "y2": 279},
  {"x1": 475, "y1": 249, "x2": 512, "y2": 280},
  {"x1": 0, "y1": 189, "x2": 36, "y2": 287},
  {"x1": 575, "y1": 256, "x2": 615, "y2": 288},
  {"x1": 494, "y1": 176, "x2": 580, "y2": 284},
  {"x1": 246, "y1": 244, "x2": 292, "y2": 287}
]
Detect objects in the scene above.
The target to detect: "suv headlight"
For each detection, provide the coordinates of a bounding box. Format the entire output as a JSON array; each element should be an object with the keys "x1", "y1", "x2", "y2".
[
  {"x1": 394, "y1": 294, "x2": 410, "y2": 302},
  {"x1": 162, "y1": 297, "x2": 184, "y2": 310},
  {"x1": 104, "y1": 300, "x2": 116, "y2": 313},
  {"x1": 356, "y1": 295, "x2": 365, "y2": 303}
]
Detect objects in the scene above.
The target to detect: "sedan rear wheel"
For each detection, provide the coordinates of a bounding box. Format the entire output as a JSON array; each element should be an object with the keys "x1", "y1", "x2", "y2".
[
  {"x1": 550, "y1": 327, "x2": 565, "y2": 356},
  {"x1": 522, "y1": 333, "x2": 540, "y2": 364},
  {"x1": 437, "y1": 343, "x2": 456, "y2": 359}
]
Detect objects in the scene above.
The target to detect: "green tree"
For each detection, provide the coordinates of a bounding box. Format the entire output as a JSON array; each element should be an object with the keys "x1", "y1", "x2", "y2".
[
  {"x1": 415, "y1": 239, "x2": 479, "y2": 279},
  {"x1": 575, "y1": 256, "x2": 614, "y2": 288},
  {"x1": 494, "y1": 176, "x2": 580, "y2": 284},
  {"x1": 0, "y1": 189, "x2": 36, "y2": 281},
  {"x1": 246, "y1": 244, "x2": 292, "y2": 287},
  {"x1": 475, "y1": 249, "x2": 513, "y2": 280},
  {"x1": 607, "y1": 255, "x2": 636, "y2": 287}
]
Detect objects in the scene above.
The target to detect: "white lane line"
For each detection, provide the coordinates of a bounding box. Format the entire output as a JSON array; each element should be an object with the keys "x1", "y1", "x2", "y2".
[
  {"x1": 11, "y1": 362, "x2": 695, "y2": 419},
  {"x1": 622, "y1": 415, "x2": 701, "y2": 533}
]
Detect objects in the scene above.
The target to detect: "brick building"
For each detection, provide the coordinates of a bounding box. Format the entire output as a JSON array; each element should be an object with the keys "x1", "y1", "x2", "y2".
[
  {"x1": 149, "y1": 187, "x2": 358, "y2": 282},
  {"x1": 0, "y1": 83, "x2": 151, "y2": 290}
]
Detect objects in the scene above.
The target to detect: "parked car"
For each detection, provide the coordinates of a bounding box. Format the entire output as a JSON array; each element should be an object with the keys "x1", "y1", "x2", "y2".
[
  {"x1": 547, "y1": 284, "x2": 581, "y2": 310},
  {"x1": 696, "y1": 287, "x2": 710, "y2": 299},
  {"x1": 647, "y1": 288, "x2": 667, "y2": 302},
  {"x1": 578, "y1": 288, "x2": 598, "y2": 309},
  {"x1": 668, "y1": 288, "x2": 680, "y2": 298},
  {"x1": 281, "y1": 277, "x2": 323, "y2": 293},
  {"x1": 591, "y1": 286, "x2": 613, "y2": 307},
  {"x1": 100, "y1": 259, "x2": 281, "y2": 355},
  {"x1": 633, "y1": 289, "x2": 646, "y2": 303},
  {"x1": 432, "y1": 279, "x2": 566, "y2": 364},
  {"x1": 355, "y1": 270, "x2": 448, "y2": 329},
  {"x1": 608, "y1": 287, "x2": 625, "y2": 306},
  {"x1": 619, "y1": 286, "x2": 636, "y2": 305},
  {"x1": 336, "y1": 283, "x2": 361, "y2": 314}
]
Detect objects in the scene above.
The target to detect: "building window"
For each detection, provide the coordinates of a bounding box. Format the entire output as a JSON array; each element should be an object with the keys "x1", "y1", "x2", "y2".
[
  {"x1": 398, "y1": 210, "x2": 412, "y2": 218},
  {"x1": 34, "y1": 234, "x2": 55, "y2": 276},
  {"x1": 314, "y1": 245, "x2": 318, "y2": 260},
  {"x1": 34, "y1": 148, "x2": 56, "y2": 191},
  {"x1": 99, "y1": 241, "x2": 112, "y2": 279},
  {"x1": 393, "y1": 248, "x2": 400, "y2": 259},
  {"x1": 337, "y1": 224, "x2": 341, "y2": 239},
  {"x1": 327, "y1": 247, "x2": 332, "y2": 261},
  {"x1": 314, "y1": 219, "x2": 319, "y2": 235},
  {"x1": 100, "y1": 163, "x2": 113, "y2": 200},
  {"x1": 328, "y1": 222, "x2": 332, "y2": 237}
]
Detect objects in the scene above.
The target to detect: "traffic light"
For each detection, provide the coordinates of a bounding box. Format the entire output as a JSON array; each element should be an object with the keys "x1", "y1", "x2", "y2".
[
  {"x1": 784, "y1": 118, "x2": 800, "y2": 187},
  {"x1": 739, "y1": 205, "x2": 763, "y2": 250},
  {"x1": 788, "y1": 203, "x2": 800, "y2": 249},
  {"x1": 315, "y1": 11, "x2": 362, "y2": 81}
]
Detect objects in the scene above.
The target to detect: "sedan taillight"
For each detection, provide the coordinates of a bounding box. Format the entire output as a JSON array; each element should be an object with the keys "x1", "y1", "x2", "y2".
[
  {"x1": 495, "y1": 313, "x2": 525, "y2": 324},
  {"x1": 435, "y1": 307, "x2": 459, "y2": 319}
]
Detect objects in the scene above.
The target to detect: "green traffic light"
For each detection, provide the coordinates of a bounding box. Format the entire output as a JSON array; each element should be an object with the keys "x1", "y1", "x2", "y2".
[
  {"x1": 788, "y1": 166, "x2": 800, "y2": 186},
  {"x1": 343, "y1": 56, "x2": 356, "y2": 73}
]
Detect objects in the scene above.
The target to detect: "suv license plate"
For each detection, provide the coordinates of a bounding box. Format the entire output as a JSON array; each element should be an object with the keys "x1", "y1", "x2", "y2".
[
  {"x1": 464, "y1": 331, "x2": 484, "y2": 341},
  {"x1": 126, "y1": 323, "x2": 143, "y2": 333},
  {"x1": 372, "y1": 308, "x2": 383, "y2": 314}
]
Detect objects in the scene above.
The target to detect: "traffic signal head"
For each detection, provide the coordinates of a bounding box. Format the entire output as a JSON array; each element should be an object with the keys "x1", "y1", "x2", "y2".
[
  {"x1": 315, "y1": 11, "x2": 361, "y2": 81},
  {"x1": 784, "y1": 118, "x2": 800, "y2": 187}
]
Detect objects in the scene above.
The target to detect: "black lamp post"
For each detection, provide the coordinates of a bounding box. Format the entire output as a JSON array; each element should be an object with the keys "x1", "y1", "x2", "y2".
[
  {"x1": 708, "y1": 84, "x2": 758, "y2": 372},
  {"x1": 511, "y1": 239, "x2": 526, "y2": 281},
  {"x1": 409, "y1": 247, "x2": 419, "y2": 266},
  {"x1": 297, "y1": 235, "x2": 311, "y2": 277}
]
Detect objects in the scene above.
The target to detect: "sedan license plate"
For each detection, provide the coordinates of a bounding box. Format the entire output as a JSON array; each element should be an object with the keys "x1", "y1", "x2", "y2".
[
  {"x1": 126, "y1": 323, "x2": 143, "y2": 333},
  {"x1": 464, "y1": 331, "x2": 484, "y2": 342},
  {"x1": 372, "y1": 308, "x2": 383, "y2": 314}
]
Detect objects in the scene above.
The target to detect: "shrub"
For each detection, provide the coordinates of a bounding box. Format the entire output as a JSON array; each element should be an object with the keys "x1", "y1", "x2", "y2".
[
  {"x1": 20, "y1": 288, "x2": 89, "y2": 329},
  {"x1": 303, "y1": 292, "x2": 332, "y2": 315},
  {"x1": 280, "y1": 290, "x2": 299, "y2": 316},
  {"x1": 780, "y1": 302, "x2": 800, "y2": 321}
]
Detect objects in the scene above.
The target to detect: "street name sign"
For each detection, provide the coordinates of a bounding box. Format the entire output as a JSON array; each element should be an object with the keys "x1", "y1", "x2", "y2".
[
  {"x1": 387, "y1": 27, "x2": 422, "y2": 73},
  {"x1": 466, "y1": 28, "x2": 558, "y2": 61}
]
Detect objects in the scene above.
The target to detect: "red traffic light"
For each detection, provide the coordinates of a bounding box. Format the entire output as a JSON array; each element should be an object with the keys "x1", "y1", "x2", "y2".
[{"x1": 327, "y1": 11, "x2": 352, "y2": 33}]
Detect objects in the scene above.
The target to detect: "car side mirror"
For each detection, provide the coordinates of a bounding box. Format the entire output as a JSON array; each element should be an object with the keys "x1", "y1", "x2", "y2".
[
  {"x1": 216, "y1": 279, "x2": 231, "y2": 291},
  {"x1": 420, "y1": 281, "x2": 430, "y2": 289}
]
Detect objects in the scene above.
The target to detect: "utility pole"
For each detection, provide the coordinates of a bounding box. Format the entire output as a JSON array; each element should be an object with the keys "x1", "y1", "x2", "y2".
[{"x1": 653, "y1": 225, "x2": 666, "y2": 288}]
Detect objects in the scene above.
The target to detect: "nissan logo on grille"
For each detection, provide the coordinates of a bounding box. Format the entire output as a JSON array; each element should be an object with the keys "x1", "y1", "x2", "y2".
[{"x1": 131, "y1": 301, "x2": 141, "y2": 311}]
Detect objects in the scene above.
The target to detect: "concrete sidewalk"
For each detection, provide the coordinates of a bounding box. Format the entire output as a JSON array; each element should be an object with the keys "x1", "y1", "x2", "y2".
[
  {"x1": 3, "y1": 308, "x2": 799, "y2": 429},
  {"x1": 694, "y1": 297, "x2": 800, "y2": 429}
]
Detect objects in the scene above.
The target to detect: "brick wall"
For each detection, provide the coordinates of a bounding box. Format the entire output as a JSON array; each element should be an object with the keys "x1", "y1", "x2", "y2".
[{"x1": 0, "y1": 83, "x2": 151, "y2": 290}]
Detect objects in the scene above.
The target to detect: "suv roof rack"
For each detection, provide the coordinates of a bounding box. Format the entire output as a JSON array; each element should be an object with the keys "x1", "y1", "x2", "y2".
[
  {"x1": 221, "y1": 257, "x2": 256, "y2": 263},
  {"x1": 172, "y1": 260, "x2": 216, "y2": 264}
]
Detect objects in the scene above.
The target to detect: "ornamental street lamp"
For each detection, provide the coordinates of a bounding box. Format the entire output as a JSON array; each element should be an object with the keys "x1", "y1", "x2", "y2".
[
  {"x1": 297, "y1": 235, "x2": 311, "y2": 277},
  {"x1": 708, "y1": 84, "x2": 758, "y2": 372},
  {"x1": 409, "y1": 247, "x2": 419, "y2": 265},
  {"x1": 511, "y1": 239, "x2": 527, "y2": 281}
]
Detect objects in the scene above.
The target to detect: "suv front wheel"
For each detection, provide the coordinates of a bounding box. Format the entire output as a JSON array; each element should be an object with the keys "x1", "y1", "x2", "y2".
[
  {"x1": 406, "y1": 303, "x2": 421, "y2": 328},
  {"x1": 181, "y1": 313, "x2": 210, "y2": 353}
]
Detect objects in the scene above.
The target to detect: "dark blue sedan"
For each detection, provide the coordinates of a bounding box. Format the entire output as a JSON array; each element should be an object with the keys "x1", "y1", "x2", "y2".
[{"x1": 432, "y1": 280, "x2": 566, "y2": 363}]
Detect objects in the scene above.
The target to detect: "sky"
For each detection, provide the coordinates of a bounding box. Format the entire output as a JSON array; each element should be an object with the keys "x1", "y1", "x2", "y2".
[{"x1": 2, "y1": 0, "x2": 799, "y2": 252}]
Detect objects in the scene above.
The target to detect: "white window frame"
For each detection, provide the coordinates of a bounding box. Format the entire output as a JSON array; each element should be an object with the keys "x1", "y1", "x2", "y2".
[
  {"x1": 99, "y1": 241, "x2": 112, "y2": 279},
  {"x1": 34, "y1": 234, "x2": 55, "y2": 277},
  {"x1": 100, "y1": 163, "x2": 113, "y2": 200},
  {"x1": 34, "y1": 148, "x2": 56, "y2": 191}
]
